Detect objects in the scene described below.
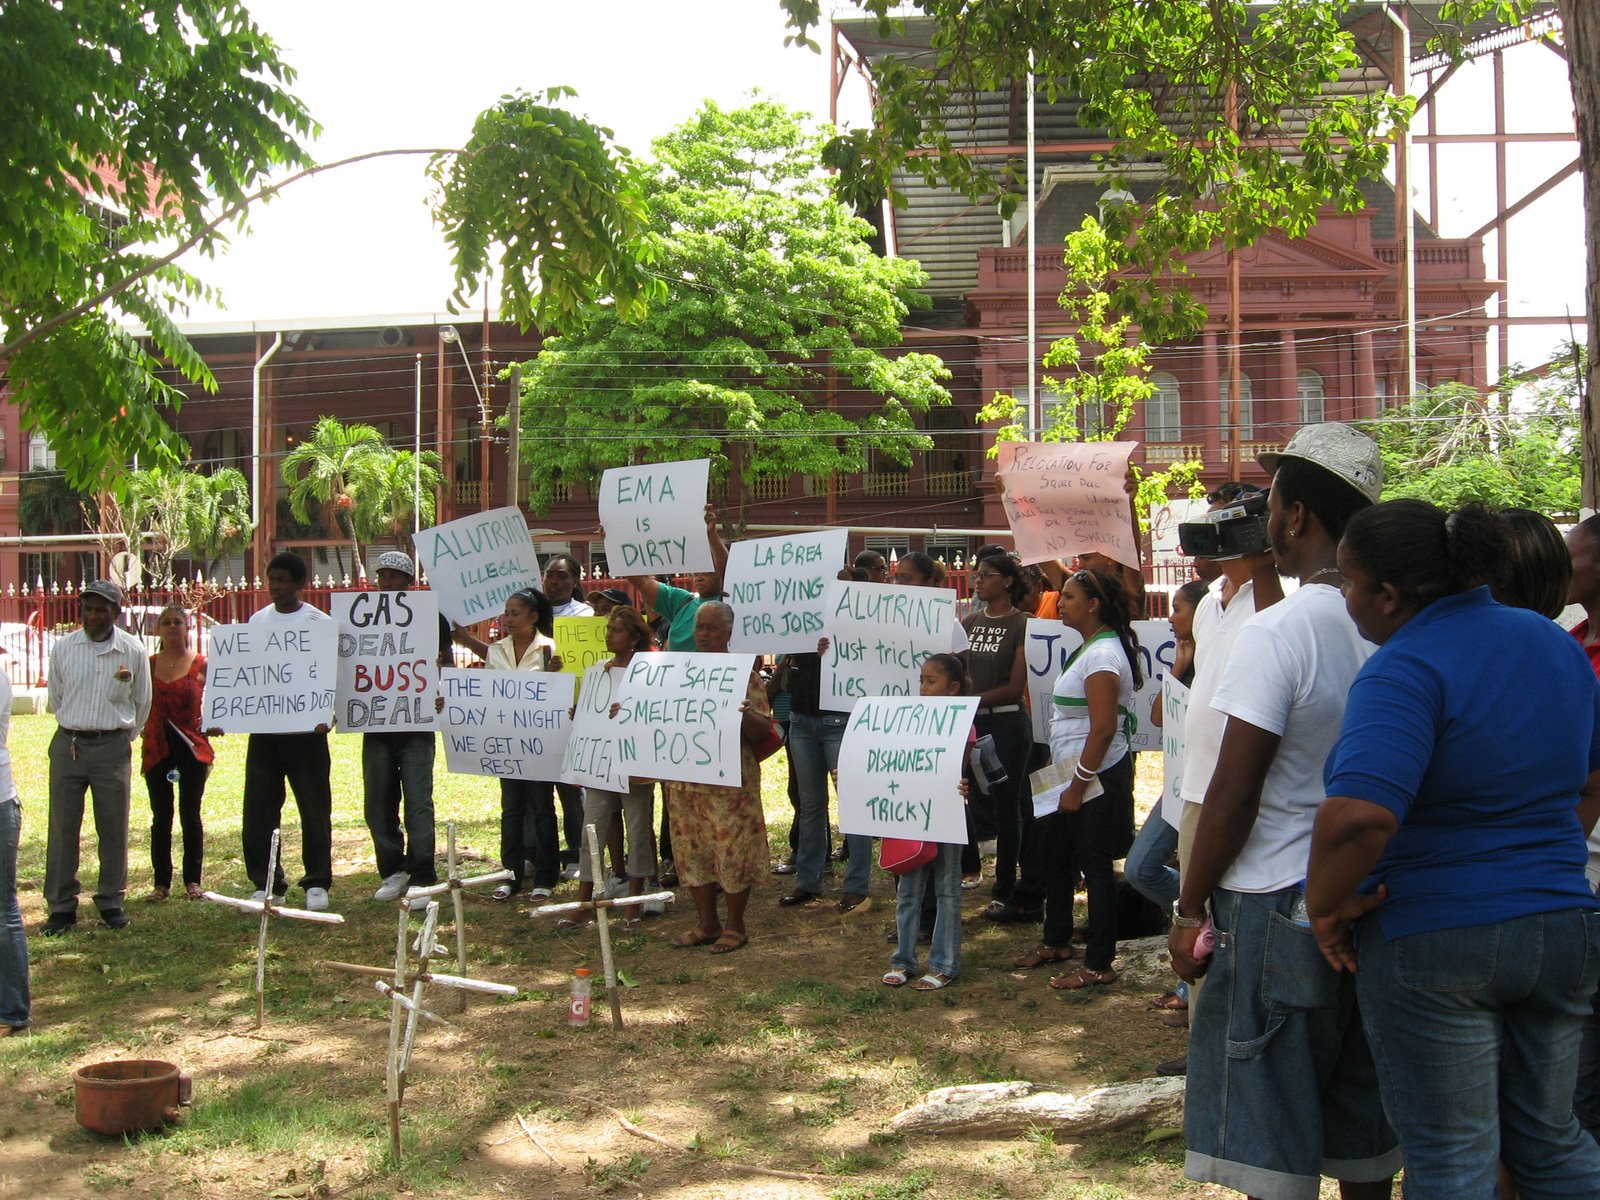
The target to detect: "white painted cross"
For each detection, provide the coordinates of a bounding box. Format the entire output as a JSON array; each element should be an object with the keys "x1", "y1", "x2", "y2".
[{"x1": 401, "y1": 821, "x2": 514, "y2": 1011}]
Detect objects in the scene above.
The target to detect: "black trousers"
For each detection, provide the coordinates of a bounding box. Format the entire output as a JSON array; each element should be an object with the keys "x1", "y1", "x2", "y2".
[
  {"x1": 242, "y1": 732, "x2": 333, "y2": 893},
  {"x1": 1042, "y1": 752, "x2": 1135, "y2": 970},
  {"x1": 145, "y1": 738, "x2": 209, "y2": 889}
]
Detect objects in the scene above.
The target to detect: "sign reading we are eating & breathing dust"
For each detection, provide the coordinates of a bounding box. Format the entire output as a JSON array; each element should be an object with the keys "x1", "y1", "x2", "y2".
[{"x1": 203, "y1": 622, "x2": 336, "y2": 733}]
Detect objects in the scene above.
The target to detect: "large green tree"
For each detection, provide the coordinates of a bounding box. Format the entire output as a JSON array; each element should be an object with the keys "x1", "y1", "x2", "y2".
[
  {"x1": 95, "y1": 463, "x2": 252, "y2": 586},
  {"x1": 0, "y1": 1, "x2": 658, "y2": 495},
  {"x1": 515, "y1": 100, "x2": 952, "y2": 527}
]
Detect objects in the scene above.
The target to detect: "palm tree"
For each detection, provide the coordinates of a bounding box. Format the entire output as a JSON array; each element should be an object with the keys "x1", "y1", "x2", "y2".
[
  {"x1": 351, "y1": 449, "x2": 444, "y2": 559},
  {"x1": 280, "y1": 416, "x2": 386, "y2": 576}
]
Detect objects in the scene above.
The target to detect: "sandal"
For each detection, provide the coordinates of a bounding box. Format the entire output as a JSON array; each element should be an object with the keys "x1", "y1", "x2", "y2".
[
  {"x1": 1151, "y1": 991, "x2": 1189, "y2": 1012},
  {"x1": 882, "y1": 967, "x2": 910, "y2": 987},
  {"x1": 673, "y1": 927, "x2": 719, "y2": 948},
  {"x1": 617, "y1": 917, "x2": 642, "y2": 932},
  {"x1": 709, "y1": 929, "x2": 748, "y2": 955},
  {"x1": 1012, "y1": 944, "x2": 1076, "y2": 970},
  {"x1": 1049, "y1": 967, "x2": 1118, "y2": 991},
  {"x1": 144, "y1": 887, "x2": 169, "y2": 903},
  {"x1": 490, "y1": 883, "x2": 515, "y2": 901},
  {"x1": 553, "y1": 917, "x2": 591, "y2": 931},
  {"x1": 911, "y1": 972, "x2": 954, "y2": 991},
  {"x1": 185, "y1": 883, "x2": 204, "y2": 900}
]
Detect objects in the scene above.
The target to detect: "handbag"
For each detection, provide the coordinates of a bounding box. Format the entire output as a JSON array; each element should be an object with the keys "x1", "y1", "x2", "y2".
[
  {"x1": 879, "y1": 838, "x2": 937, "y2": 875},
  {"x1": 749, "y1": 718, "x2": 785, "y2": 763}
]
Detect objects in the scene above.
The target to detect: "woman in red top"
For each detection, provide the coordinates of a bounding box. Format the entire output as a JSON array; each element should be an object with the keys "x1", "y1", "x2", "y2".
[{"x1": 142, "y1": 605, "x2": 215, "y2": 900}]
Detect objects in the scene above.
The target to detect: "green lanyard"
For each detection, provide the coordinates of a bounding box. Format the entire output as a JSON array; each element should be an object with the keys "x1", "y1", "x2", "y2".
[{"x1": 1052, "y1": 630, "x2": 1137, "y2": 743}]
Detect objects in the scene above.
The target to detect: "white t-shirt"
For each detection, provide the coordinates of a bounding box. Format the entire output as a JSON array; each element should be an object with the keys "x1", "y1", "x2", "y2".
[
  {"x1": 1210, "y1": 583, "x2": 1374, "y2": 893},
  {"x1": 1180, "y1": 578, "x2": 1261, "y2": 805},
  {"x1": 249, "y1": 601, "x2": 332, "y2": 625},
  {"x1": 1048, "y1": 632, "x2": 1136, "y2": 770},
  {"x1": 551, "y1": 598, "x2": 594, "y2": 618}
]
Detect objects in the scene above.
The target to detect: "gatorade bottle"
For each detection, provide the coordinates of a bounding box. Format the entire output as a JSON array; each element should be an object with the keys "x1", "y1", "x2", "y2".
[{"x1": 568, "y1": 968, "x2": 592, "y2": 1028}]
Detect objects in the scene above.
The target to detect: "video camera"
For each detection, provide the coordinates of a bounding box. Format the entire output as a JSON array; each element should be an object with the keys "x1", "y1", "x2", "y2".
[{"x1": 1177, "y1": 494, "x2": 1271, "y2": 560}]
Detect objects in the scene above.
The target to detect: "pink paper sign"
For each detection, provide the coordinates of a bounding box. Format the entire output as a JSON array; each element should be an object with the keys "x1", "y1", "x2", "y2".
[{"x1": 994, "y1": 441, "x2": 1139, "y2": 569}]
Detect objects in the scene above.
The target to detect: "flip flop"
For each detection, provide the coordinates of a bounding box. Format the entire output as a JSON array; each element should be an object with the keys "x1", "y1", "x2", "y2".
[
  {"x1": 553, "y1": 917, "x2": 591, "y2": 931},
  {"x1": 911, "y1": 972, "x2": 954, "y2": 991},
  {"x1": 709, "y1": 929, "x2": 749, "y2": 955},
  {"x1": 1012, "y1": 944, "x2": 1076, "y2": 970},
  {"x1": 490, "y1": 883, "x2": 515, "y2": 901},
  {"x1": 1150, "y1": 991, "x2": 1189, "y2": 1011},
  {"x1": 673, "y1": 927, "x2": 719, "y2": 948},
  {"x1": 882, "y1": 967, "x2": 910, "y2": 987},
  {"x1": 1049, "y1": 967, "x2": 1118, "y2": 991}
]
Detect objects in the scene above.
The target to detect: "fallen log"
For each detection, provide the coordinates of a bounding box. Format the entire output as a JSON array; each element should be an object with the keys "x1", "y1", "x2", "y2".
[{"x1": 891, "y1": 1077, "x2": 1184, "y2": 1138}]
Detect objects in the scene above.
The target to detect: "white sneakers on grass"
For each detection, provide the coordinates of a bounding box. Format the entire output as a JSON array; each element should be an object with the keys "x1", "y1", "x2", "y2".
[
  {"x1": 305, "y1": 887, "x2": 330, "y2": 912},
  {"x1": 373, "y1": 872, "x2": 411, "y2": 902}
]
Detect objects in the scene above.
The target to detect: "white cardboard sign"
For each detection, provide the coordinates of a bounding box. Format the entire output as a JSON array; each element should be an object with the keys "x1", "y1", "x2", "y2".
[
  {"x1": 726, "y1": 529, "x2": 849, "y2": 653},
  {"x1": 995, "y1": 441, "x2": 1139, "y2": 570},
  {"x1": 560, "y1": 662, "x2": 632, "y2": 792},
  {"x1": 599, "y1": 459, "x2": 713, "y2": 575},
  {"x1": 203, "y1": 621, "x2": 336, "y2": 733},
  {"x1": 1026, "y1": 617, "x2": 1175, "y2": 750},
  {"x1": 818, "y1": 580, "x2": 961, "y2": 711},
  {"x1": 413, "y1": 506, "x2": 540, "y2": 626},
  {"x1": 836, "y1": 696, "x2": 977, "y2": 844},
  {"x1": 438, "y1": 667, "x2": 573, "y2": 781},
  {"x1": 613, "y1": 651, "x2": 756, "y2": 786},
  {"x1": 331, "y1": 590, "x2": 439, "y2": 733},
  {"x1": 1161, "y1": 675, "x2": 1191, "y2": 829}
]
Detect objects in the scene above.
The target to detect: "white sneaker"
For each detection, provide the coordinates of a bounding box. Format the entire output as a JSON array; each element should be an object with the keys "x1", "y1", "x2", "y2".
[
  {"x1": 304, "y1": 887, "x2": 330, "y2": 912},
  {"x1": 249, "y1": 890, "x2": 267, "y2": 903},
  {"x1": 641, "y1": 897, "x2": 667, "y2": 917},
  {"x1": 373, "y1": 871, "x2": 411, "y2": 902},
  {"x1": 603, "y1": 875, "x2": 628, "y2": 899},
  {"x1": 560, "y1": 864, "x2": 581, "y2": 882}
]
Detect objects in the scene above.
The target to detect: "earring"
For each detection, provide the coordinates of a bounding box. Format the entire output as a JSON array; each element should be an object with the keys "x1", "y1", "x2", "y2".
[{"x1": 1289, "y1": 531, "x2": 1298, "y2": 538}]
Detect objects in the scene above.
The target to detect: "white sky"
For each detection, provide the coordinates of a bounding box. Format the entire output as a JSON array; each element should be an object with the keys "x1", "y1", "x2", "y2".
[{"x1": 182, "y1": 1, "x2": 1584, "y2": 373}]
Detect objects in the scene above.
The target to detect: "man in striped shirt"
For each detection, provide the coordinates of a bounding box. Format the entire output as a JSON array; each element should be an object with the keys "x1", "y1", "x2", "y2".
[{"x1": 42, "y1": 580, "x2": 152, "y2": 935}]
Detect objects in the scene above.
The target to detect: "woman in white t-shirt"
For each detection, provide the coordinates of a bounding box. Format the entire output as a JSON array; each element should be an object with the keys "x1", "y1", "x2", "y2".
[{"x1": 1041, "y1": 568, "x2": 1142, "y2": 990}]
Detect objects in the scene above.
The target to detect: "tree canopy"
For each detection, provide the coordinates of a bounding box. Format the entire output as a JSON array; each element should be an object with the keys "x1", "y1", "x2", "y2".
[
  {"x1": 515, "y1": 100, "x2": 952, "y2": 525},
  {"x1": 0, "y1": 6, "x2": 658, "y2": 495}
]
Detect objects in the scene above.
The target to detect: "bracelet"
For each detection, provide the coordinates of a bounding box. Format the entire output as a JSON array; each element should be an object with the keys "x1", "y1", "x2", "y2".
[
  {"x1": 1171, "y1": 899, "x2": 1207, "y2": 928},
  {"x1": 1073, "y1": 762, "x2": 1098, "y2": 782}
]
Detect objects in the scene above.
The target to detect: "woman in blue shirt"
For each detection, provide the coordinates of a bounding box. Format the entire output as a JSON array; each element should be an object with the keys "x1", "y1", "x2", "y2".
[{"x1": 1306, "y1": 499, "x2": 1600, "y2": 1199}]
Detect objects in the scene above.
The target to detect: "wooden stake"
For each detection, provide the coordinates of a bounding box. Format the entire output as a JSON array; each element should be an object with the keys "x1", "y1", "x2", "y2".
[
  {"x1": 584, "y1": 823, "x2": 624, "y2": 1031},
  {"x1": 386, "y1": 902, "x2": 406, "y2": 1161}
]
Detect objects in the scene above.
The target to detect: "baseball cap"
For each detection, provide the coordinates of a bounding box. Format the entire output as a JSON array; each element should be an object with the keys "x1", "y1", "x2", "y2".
[
  {"x1": 1256, "y1": 422, "x2": 1383, "y2": 505},
  {"x1": 374, "y1": 551, "x2": 416, "y2": 578},
  {"x1": 594, "y1": 587, "x2": 630, "y2": 606},
  {"x1": 81, "y1": 579, "x2": 124, "y2": 609}
]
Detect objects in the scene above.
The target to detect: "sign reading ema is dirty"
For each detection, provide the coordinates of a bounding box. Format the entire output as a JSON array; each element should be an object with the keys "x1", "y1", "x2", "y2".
[
  {"x1": 412, "y1": 506, "x2": 540, "y2": 626},
  {"x1": 598, "y1": 459, "x2": 712, "y2": 575}
]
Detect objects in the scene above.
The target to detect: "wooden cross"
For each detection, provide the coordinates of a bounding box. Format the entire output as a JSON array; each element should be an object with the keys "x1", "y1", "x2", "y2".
[
  {"x1": 320, "y1": 900, "x2": 521, "y2": 1161},
  {"x1": 198, "y1": 829, "x2": 344, "y2": 1027},
  {"x1": 399, "y1": 821, "x2": 513, "y2": 1012},
  {"x1": 528, "y1": 822, "x2": 672, "y2": 1031}
]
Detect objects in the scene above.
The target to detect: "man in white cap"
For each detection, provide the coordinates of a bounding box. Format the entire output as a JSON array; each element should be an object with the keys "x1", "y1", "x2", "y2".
[
  {"x1": 1170, "y1": 423, "x2": 1399, "y2": 1200},
  {"x1": 42, "y1": 579, "x2": 152, "y2": 934},
  {"x1": 364, "y1": 551, "x2": 452, "y2": 901}
]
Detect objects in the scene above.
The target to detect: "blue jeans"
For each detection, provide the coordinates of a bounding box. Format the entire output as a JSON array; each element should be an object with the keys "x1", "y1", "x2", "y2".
[
  {"x1": 1124, "y1": 806, "x2": 1179, "y2": 910},
  {"x1": 0, "y1": 799, "x2": 28, "y2": 1029},
  {"x1": 891, "y1": 841, "x2": 962, "y2": 979},
  {"x1": 787, "y1": 711, "x2": 847, "y2": 894},
  {"x1": 1576, "y1": 887, "x2": 1600, "y2": 1147},
  {"x1": 1356, "y1": 909, "x2": 1600, "y2": 1199},
  {"x1": 361, "y1": 732, "x2": 437, "y2": 885}
]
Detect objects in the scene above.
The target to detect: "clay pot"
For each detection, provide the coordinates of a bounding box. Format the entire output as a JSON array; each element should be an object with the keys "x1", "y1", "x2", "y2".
[{"x1": 72, "y1": 1059, "x2": 192, "y2": 1137}]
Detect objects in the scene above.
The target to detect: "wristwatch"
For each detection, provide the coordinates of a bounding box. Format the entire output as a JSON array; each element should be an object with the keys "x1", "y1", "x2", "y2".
[{"x1": 1171, "y1": 899, "x2": 1207, "y2": 928}]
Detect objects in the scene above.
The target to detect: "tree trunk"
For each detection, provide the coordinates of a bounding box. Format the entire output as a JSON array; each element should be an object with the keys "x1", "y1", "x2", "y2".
[{"x1": 1562, "y1": 0, "x2": 1600, "y2": 511}]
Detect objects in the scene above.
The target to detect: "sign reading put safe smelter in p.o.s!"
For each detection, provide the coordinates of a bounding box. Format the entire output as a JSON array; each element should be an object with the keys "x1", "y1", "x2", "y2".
[
  {"x1": 330, "y1": 590, "x2": 439, "y2": 733},
  {"x1": 836, "y1": 696, "x2": 977, "y2": 845},
  {"x1": 725, "y1": 529, "x2": 849, "y2": 654},
  {"x1": 612, "y1": 651, "x2": 756, "y2": 787},
  {"x1": 412, "y1": 506, "x2": 541, "y2": 627},
  {"x1": 598, "y1": 459, "x2": 713, "y2": 575},
  {"x1": 203, "y1": 621, "x2": 337, "y2": 733}
]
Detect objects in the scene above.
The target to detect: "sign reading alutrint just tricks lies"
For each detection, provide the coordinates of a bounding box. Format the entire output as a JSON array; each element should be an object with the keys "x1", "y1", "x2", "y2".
[
  {"x1": 819, "y1": 580, "x2": 961, "y2": 710},
  {"x1": 836, "y1": 696, "x2": 977, "y2": 844},
  {"x1": 412, "y1": 506, "x2": 540, "y2": 626},
  {"x1": 331, "y1": 590, "x2": 439, "y2": 733},
  {"x1": 725, "y1": 529, "x2": 849, "y2": 654},
  {"x1": 437, "y1": 667, "x2": 573, "y2": 781},
  {"x1": 995, "y1": 441, "x2": 1139, "y2": 570},
  {"x1": 598, "y1": 459, "x2": 712, "y2": 574},
  {"x1": 203, "y1": 622, "x2": 336, "y2": 733}
]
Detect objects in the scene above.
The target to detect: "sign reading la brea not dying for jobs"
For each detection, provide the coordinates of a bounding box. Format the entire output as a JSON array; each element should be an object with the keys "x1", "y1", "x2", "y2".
[
  {"x1": 725, "y1": 529, "x2": 848, "y2": 654},
  {"x1": 412, "y1": 506, "x2": 540, "y2": 627}
]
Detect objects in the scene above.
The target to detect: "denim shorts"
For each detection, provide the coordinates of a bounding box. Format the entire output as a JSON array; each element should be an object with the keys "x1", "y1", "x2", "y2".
[{"x1": 1184, "y1": 887, "x2": 1401, "y2": 1200}]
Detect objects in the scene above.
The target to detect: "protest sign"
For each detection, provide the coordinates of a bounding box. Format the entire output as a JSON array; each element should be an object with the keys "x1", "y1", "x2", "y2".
[
  {"x1": 1160, "y1": 675, "x2": 1191, "y2": 829},
  {"x1": 1025, "y1": 617, "x2": 1174, "y2": 749},
  {"x1": 598, "y1": 459, "x2": 712, "y2": 575},
  {"x1": 613, "y1": 651, "x2": 755, "y2": 786},
  {"x1": 203, "y1": 621, "x2": 336, "y2": 733},
  {"x1": 725, "y1": 529, "x2": 848, "y2": 653},
  {"x1": 331, "y1": 590, "x2": 438, "y2": 733},
  {"x1": 555, "y1": 616, "x2": 611, "y2": 687},
  {"x1": 818, "y1": 580, "x2": 961, "y2": 711},
  {"x1": 438, "y1": 668, "x2": 573, "y2": 782},
  {"x1": 836, "y1": 696, "x2": 977, "y2": 844},
  {"x1": 413, "y1": 506, "x2": 539, "y2": 626},
  {"x1": 560, "y1": 662, "x2": 632, "y2": 792},
  {"x1": 995, "y1": 441, "x2": 1139, "y2": 569}
]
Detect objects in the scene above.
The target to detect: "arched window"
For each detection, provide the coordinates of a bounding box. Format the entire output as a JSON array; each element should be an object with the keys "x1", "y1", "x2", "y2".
[
  {"x1": 1219, "y1": 374, "x2": 1254, "y2": 440},
  {"x1": 27, "y1": 434, "x2": 55, "y2": 471},
  {"x1": 1146, "y1": 371, "x2": 1182, "y2": 441},
  {"x1": 1297, "y1": 370, "x2": 1326, "y2": 425}
]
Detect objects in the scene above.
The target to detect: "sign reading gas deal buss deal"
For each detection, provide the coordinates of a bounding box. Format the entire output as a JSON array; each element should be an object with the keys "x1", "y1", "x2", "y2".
[
  {"x1": 598, "y1": 459, "x2": 713, "y2": 574},
  {"x1": 412, "y1": 506, "x2": 540, "y2": 626},
  {"x1": 818, "y1": 580, "x2": 961, "y2": 711},
  {"x1": 995, "y1": 441, "x2": 1139, "y2": 570},
  {"x1": 612, "y1": 651, "x2": 756, "y2": 787},
  {"x1": 331, "y1": 590, "x2": 439, "y2": 733},
  {"x1": 560, "y1": 662, "x2": 631, "y2": 793},
  {"x1": 725, "y1": 529, "x2": 848, "y2": 654},
  {"x1": 836, "y1": 696, "x2": 977, "y2": 844},
  {"x1": 437, "y1": 667, "x2": 573, "y2": 781},
  {"x1": 203, "y1": 621, "x2": 336, "y2": 733}
]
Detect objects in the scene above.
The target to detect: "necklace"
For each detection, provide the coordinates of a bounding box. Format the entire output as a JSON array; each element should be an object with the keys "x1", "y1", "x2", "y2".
[{"x1": 1304, "y1": 566, "x2": 1343, "y2": 587}]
